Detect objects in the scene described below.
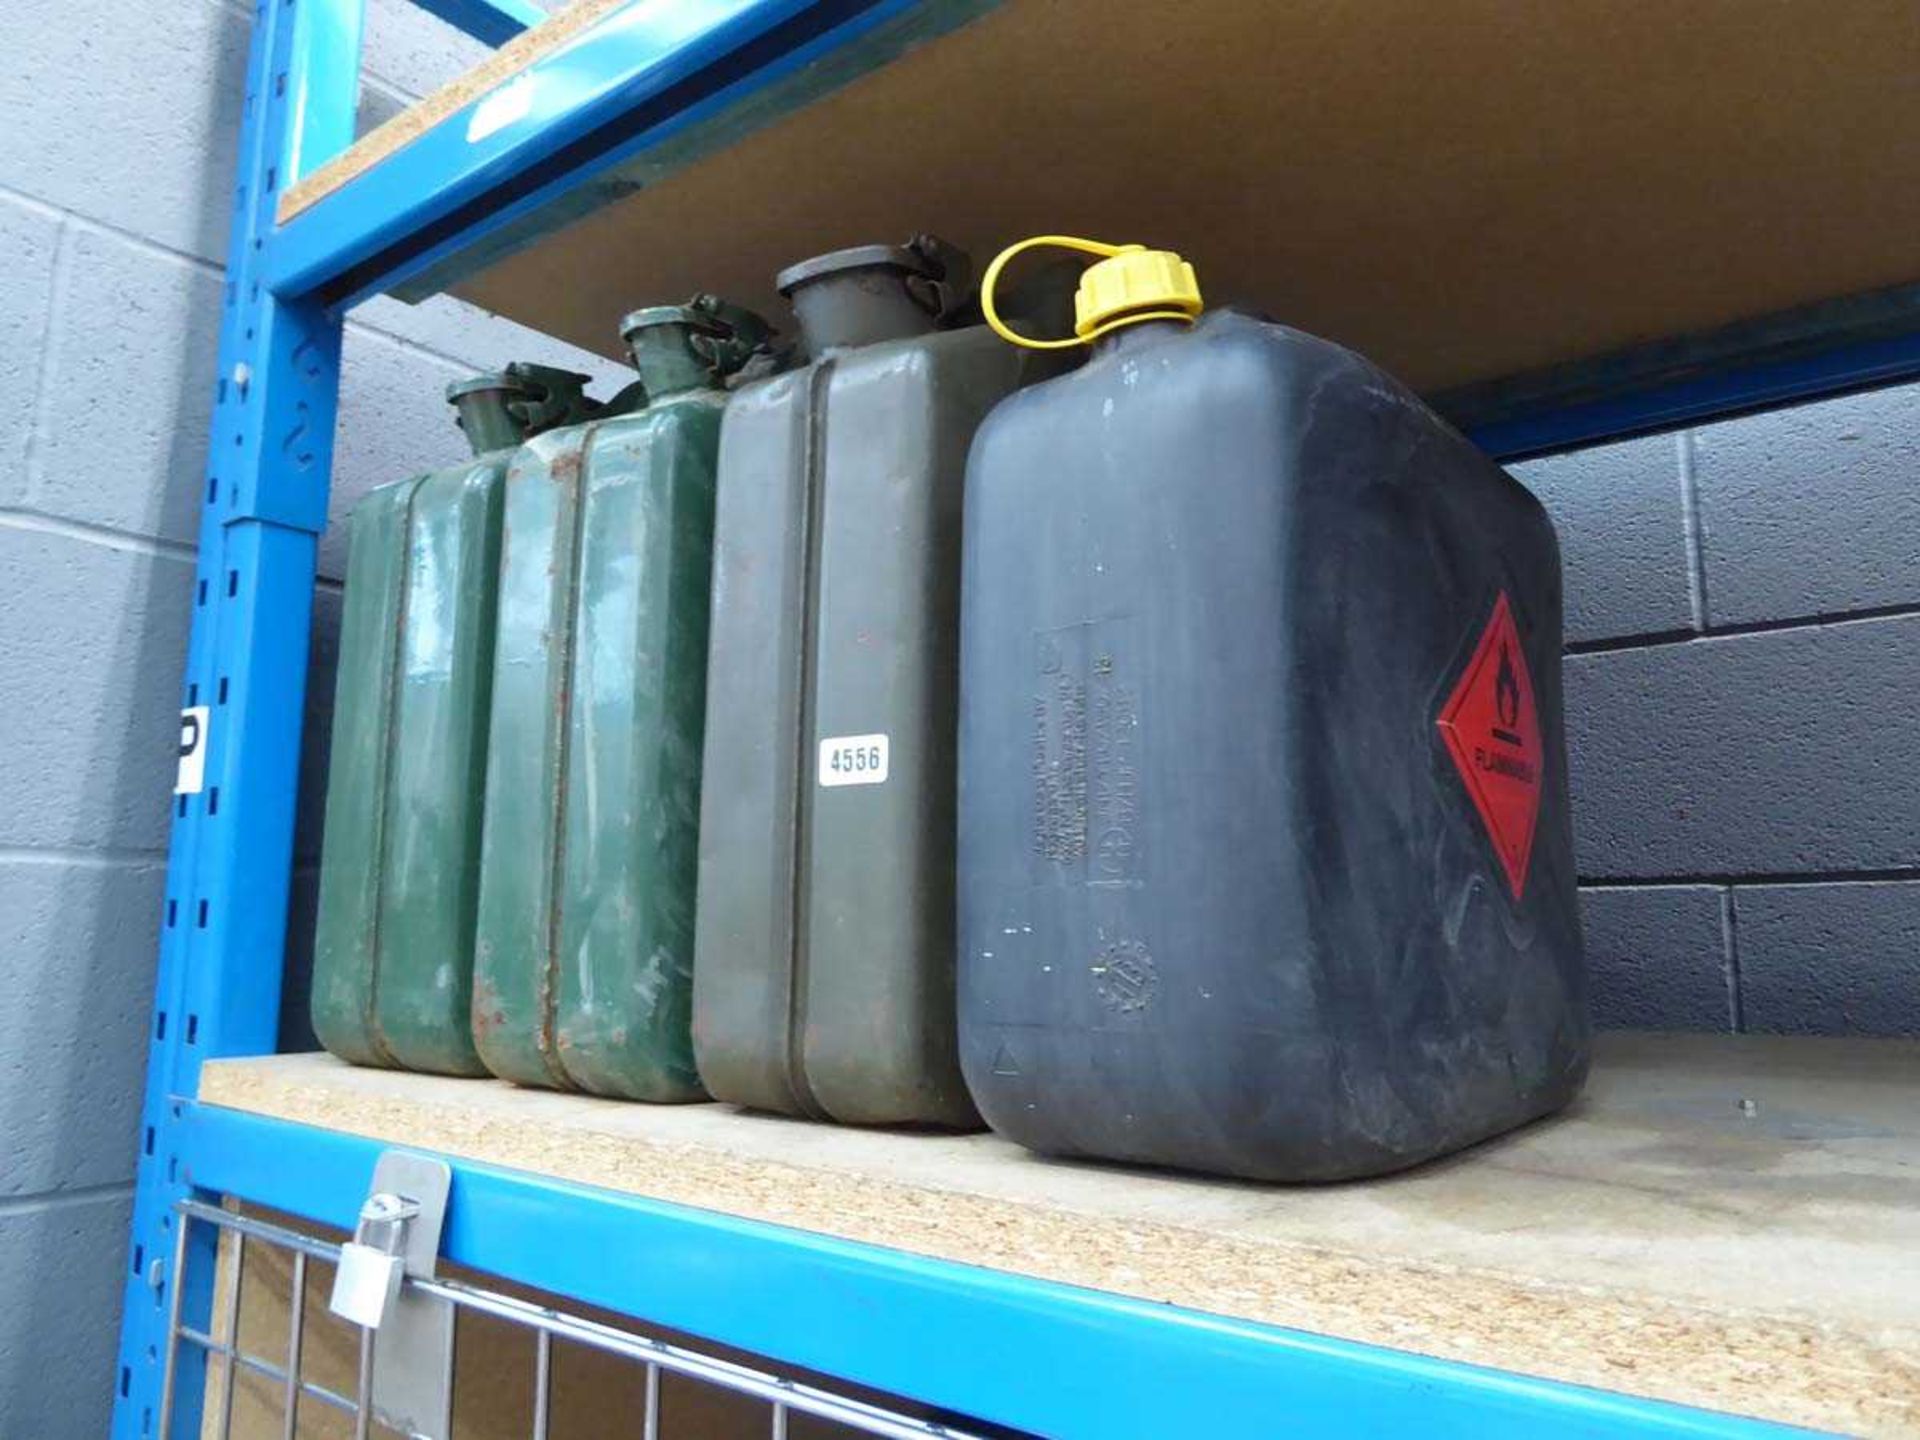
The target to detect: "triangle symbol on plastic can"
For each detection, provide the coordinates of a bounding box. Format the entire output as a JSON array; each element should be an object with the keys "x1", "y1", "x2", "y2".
[
  {"x1": 991, "y1": 1041, "x2": 1020, "y2": 1077},
  {"x1": 1436, "y1": 590, "x2": 1545, "y2": 901}
]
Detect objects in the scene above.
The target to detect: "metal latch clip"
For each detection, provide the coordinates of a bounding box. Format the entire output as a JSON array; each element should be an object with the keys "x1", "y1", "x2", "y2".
[
  {"x1": 326, "y1": 1152, "x2": 454, "y2": 1440},
  {"x1": 330, "y1": 1191, "x2": 422, "y2": 1329}
]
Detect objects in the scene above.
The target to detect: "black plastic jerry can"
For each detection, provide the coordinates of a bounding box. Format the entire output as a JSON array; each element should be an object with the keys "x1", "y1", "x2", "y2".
[{"x1": 957, "y1": 236, "x2": 1590, "y2": 1182}]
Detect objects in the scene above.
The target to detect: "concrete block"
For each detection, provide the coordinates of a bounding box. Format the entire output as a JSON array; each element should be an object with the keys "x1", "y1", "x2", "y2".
[
  {"x1": 0, "y1": 527, "x2": 193, "y2": 851},
  {"x1": 1737, "y1": 883, "x2": 1920, "y2": 1037},
  {"x1": 1578, "y1": 886, "x2": 1732, "y2": 1031},
  {"x1": 30, "y1": 229, "x2": 220, "y2": 545},
  {"x1": 1693, "y1": 383, "x2": 1920, "y2": 625},
  {"x1": 353, "y1": 292, "x2": 635, "y2": 396},
  {"x1": 360, "y1": 0, "x2": 492, "y2": 101},
  {"x1": 0, "y1": 195, "x2": 61, "y2": 491},
  {"x1": 1509, "y1": 434, "x2": 1693, "y2": 644},
  {"x1": 0, "y1": 0, "x2": 247, "y2": 262},
  {"x1": 358, "y1": 74, "x2": 413, "y2": 138},
  {"x1": 0, "y1": 860, "x2": 163, "y2": 1195},
  {"x1": 1566, "y1": 615, "x2": 1920, "y2": 878},
  {"x1": 320, "y1": 326, "x2": 469, "y2": 581},
  {"x1": 292, "y1": 586, "x2": 342, "y2": 864},
  {"x1": 0, "y1": 1189, "x2": 130, "y2": 1440}
]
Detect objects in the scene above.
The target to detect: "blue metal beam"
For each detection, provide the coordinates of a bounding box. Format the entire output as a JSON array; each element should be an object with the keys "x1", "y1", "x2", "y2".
[
  {"x1": 411, "y1": 0, "x2": 547, "y2": 47},
  {"x1": 265, "y1": 0, "x2": 991, "y2": 304},
  {"x1": 1452, "y1": 283, "x2": 1920, "y2": 460},
  {"x1": 110, "y1": 0, "x2": 354, "y2": 1434},
  {"x1": 181, "y1": 1102, "x2": 1805, "y2": 1440},
  {"x1": 265, "y1": 0, "x2": 1920, "y2": 460},
  {"x1": 1465, "y1": 328, "x2": 1920, "y2": 461}
]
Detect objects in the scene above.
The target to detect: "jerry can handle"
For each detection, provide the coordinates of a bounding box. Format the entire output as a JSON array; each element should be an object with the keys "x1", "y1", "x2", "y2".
[
  {"x1": 982, "y1": 236, "x2": 1129, "y2": 350},
  {"x1": 902, "y1": 233, "x2": 974, "y2": 324},
  {"x1": 682, "y1": 294, "x2": 778, "y2": 380}
]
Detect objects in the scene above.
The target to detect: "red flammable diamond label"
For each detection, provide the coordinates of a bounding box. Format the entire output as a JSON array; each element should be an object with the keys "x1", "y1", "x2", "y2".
[{"x1": 1437, "y1": 591, "x2": 1544, "y2": 900}]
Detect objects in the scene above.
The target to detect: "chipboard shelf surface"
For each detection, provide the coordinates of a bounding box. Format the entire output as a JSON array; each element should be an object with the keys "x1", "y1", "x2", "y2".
[
  {"x1": 279, "y1": 0, "x2": 1920, "y2": 454},
  {"x1": 195, "y1": 1034, "x2": 1920, "y2": 1436}
]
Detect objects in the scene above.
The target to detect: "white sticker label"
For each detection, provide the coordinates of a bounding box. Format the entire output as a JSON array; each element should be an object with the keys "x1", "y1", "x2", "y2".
[
  {"x1": 818, "y1": 733, "x2": 889, "y2": 788},
  {"x1": 466, "y1": 75, "x2": 536, "y2": 143},
  {"x1": 175, "y1": 706, "x2": 210, "y2": 796}
]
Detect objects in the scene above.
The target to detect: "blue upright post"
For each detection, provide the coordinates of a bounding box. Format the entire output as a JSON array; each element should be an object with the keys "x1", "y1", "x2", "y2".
[{"x1": 111, "y1": 2, "x2": 362, "y2": 1436}]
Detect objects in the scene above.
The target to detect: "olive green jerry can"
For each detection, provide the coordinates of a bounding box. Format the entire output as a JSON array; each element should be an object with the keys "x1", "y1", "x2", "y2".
[
  {"x1": 693, "y1": 238, "x2": 1054, "y2": 1127},
  {"x1": 311, "y1": 364, "x2": 596, "y2": 1074},
  {"x1": 472, "y1": 297, "x2": 773, "y2": 1101}
]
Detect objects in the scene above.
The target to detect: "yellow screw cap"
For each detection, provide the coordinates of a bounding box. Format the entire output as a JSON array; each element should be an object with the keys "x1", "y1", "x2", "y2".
[
  {"x1": 982, "y1": 236, "x2": 1204, "y2": 350},
  {"x1": 1074, "y1": 247, "x2": 1202, "y2": 340}
]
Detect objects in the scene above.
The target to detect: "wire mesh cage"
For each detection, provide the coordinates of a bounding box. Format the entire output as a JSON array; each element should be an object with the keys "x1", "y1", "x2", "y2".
[{"x1": 163, "y1": 1200, "x2": 1019, "y2": 1440}]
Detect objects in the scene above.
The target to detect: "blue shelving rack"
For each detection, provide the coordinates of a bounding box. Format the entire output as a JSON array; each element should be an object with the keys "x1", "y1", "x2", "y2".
[{"x1": 112, "y1": 3, "x2": 1918, "y2": 1435}]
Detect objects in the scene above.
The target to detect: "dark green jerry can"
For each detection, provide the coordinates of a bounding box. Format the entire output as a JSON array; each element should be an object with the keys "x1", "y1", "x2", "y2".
[
  {"x1": 472, "y1": 297, "x2": 773, "y2": 1101},
  {"x1": 311, "y1": 364, "x2": 596, "y2": 1074},
  {"x1": 693, "y1": 238, "x2": 1055, "y2": 1127}
]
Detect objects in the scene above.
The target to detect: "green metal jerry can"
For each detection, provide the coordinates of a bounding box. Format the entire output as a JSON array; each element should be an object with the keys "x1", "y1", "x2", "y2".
[
  {"x1": 693, "y1": 238, "x2": 1052, "y2": 1128},
  {"x1": 311, "y1": 364, "x2": 595, "y2": 1075},
  {"x1": 472, "y1": 297, "x2": 772, "y2": 1101}
]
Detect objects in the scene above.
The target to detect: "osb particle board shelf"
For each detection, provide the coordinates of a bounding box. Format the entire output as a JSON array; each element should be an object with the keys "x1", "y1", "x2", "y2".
[
  {"x1": 288, "y1": 1, "x2": 1920, "y2": 396},
  {"x1": 201, "y1": 1033, "x2": 1920, "y2": 1436}
]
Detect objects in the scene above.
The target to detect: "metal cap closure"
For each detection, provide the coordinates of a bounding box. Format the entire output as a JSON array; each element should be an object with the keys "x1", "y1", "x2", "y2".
[
  {"x1": 618, "y1": 294, "x2": 774, "y2": 397},
  {"x1": 444, "y1": 363, "x2": 595, "y2": 456},
  {"x1": 776, "y1": 235, "x2": 972, "y2": 354}
]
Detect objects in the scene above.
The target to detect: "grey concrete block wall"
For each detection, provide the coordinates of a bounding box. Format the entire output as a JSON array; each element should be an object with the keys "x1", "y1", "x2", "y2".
[
  {"x1": 1693, "y1": 388, "x2": 1920, "y2": 624},
  {"x1": 1, "y1": 861, "x2": 168, "y2": 1196},
  {"x1": 1, "y1": 0, "x2": 249, "y2": 261},
  {"x1": 0, "y1": 3, "x2": 621, "y2": 1434},
  {"x1": 1736, "y1": 884, "x2": 1920, "y2": 1036},
  {"x1": 1577, "y1": 887, "x2": 1733, "y2": 1031},
  {"x1": 0, "y1": 1189, "x2": 135, "y2": 1440},
  {"x1": 0, "y1": 531, "x2": 197, "y2": 853},
  {"x1": 1508, "y1": 433, "x2": 1697, "y2": 643},
  {"x1": 32, "y1": 233, "x2": 224, "y2": 546},
  {"x1": 1566, "y1": 617, "x2": 1920, "y2": 876},
  {"x1": 0, "y1": 200, "x2": 60, "y2": 485},
  {"x1": 1512, "y1": 390, "x2": 1920, "y2": 1038}
]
